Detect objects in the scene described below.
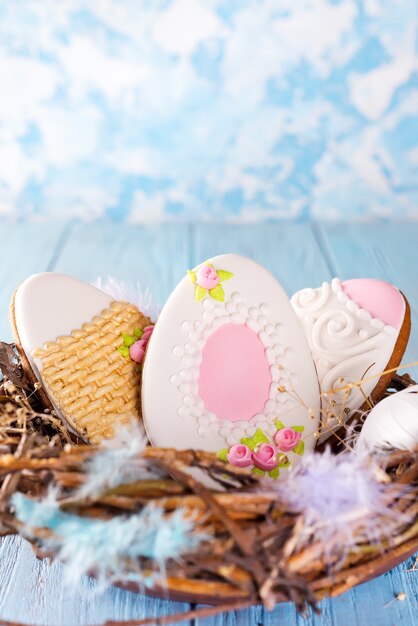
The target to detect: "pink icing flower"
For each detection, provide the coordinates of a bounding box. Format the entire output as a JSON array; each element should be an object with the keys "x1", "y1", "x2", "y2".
[
  {"x1": 129, "y1": 339, "x2": 147, "y2": 363},
  {"x1": 226, "y1": 444, "x2": 253, "y2": 467},
  {"x1": 141, "y1": 325, "x2": 154, "y2": 342},
  {"x1": 274, "y1": 427, "x2": 301, "y2": 452},
  {"x1": 252, "y1": 443, "x2": 279, "y2": 471},
  {"x1": 129, "y1": 325, "x2": 154, "y2": 364},
  {"x1": 196, "y1": 265, "x2": 220, "y2": 290}
]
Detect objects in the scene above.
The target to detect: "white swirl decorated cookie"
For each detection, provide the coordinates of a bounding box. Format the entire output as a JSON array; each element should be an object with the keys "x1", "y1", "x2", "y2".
[
  {"x1": 142, "y1": 254, "x2": 320, "y2": 479},
  {"x1": 291, "y1": 278, "x2": 411, "y2": 442},
  {"x1": 10, "y1": 273, "x2": 153, "y2": 444}
]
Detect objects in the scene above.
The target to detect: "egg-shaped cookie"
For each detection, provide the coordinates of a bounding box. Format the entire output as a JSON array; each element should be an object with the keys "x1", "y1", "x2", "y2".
[
  {"x1": 142, "y1": 254, "x2": 320, "y2": 478},
  {"x1": 10, "y1": 273, "x2": 152, "y2": 443},
  {"x1": 291, "y1": 277, "x2": 411, "y2": 442}
]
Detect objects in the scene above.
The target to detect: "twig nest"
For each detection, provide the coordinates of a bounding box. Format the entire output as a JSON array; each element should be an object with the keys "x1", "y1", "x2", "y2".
[{"x1": 356, "y1": 385, "x2": 418, "y2": 452}]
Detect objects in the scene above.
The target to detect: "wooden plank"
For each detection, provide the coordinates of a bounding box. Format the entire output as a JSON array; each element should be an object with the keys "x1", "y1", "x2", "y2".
[{"x1": 53, "y1": 222, "x2": 193, "y2": 307}]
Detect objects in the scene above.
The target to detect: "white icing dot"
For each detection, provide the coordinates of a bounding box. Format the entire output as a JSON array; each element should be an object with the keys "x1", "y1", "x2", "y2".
[
  {"x1": 259, "y1": 331, "x2": 272, "y2": 346},
  {"x1": 182, "y1": 321, "x2": 193, "y2": 333},
  {"x1": 385, "y1": 325, "x2": 397, "y2": 336},
  {"x1": 270, "y1": 382, "x2": 280, "y2": 395},
  {"x1": 264, "y1": 399, "x2": 275, "y2": 412},
  {"x1": 185, "y1": 342, "x2": 197, "y2": 355},
  {"x1": 273, "y1": 343, "x2": 284, "y2": 356},
  {"x1": 189, "y1": 330, "x2": 200, "y2": 342},
  {"x1": 190, "y1": 404, "x2": 203, "y2": 417},
  {"x1": 231, "y1": 292, "x2": 242, "y2": 304},
  {"x1": 231, "y1": 427, "x2": 244, "y2": 440},
  {"x1": 179, "y1": 382, "x2": 192, "y2": 394},
  {"x1": 182, "y1": 354, "x2": 194, "y2": 366},
  {"x1": 170, "y1": 374, "x2": 181, "y2": 386},
  {"x1": 259, "y1": 303, "x2": 269, "y2": 315},
  {"x1": 358, "y1": 329, "x2": 368, "y2": 339},
  {"x1": 219, "y1": 426, "x2": 230, "y2": 438},
  {"x1": 284, "y1": 347, "x2": 295, "y2": 359},
  {"x1": 225, "y1": 302, "x2": 235, "y2": 314},
  {"x1": 237, "y1": 303, "x2": 248, "y2": 316},
  {"x1": 206, "y1": 411, "x2": 217, "y2": 422},
  {"x1": 179, "y1": 369, "x2": 192, "y2": 380},
  {"x1": 178, "y1": 406, "x2": 190, "y2": 418},
  {"x1": 269, "y1": 333, "x2": 280, "y2": 343},
  {"x1": 346, "y1": 300, "x2": 359, "y2": 312},
  {"x1": 197, "y1": 426, "x2": 208, "y2": 438},
  {"x1": 194, "y1": 321, "x2": 204, "y2": 332},
  {"x1": 248, "y1": 307, "x2": 258, "y2": 319},
  {"x1": 208, "y1": 421, "x2": 220, "y2": 433},
  {"x1": 275, "y1": 323, "x2": 283, "y2": 335},
  {"x1": 357, "y1": 309, "x2": 371, "y2": 321},
  {"x1": 190, "y1": 366, "x2": 199, "y2": 379},
  {"x1": 195, "y1": 338, "x2": 205, "y2": 350},
  {"x1": 202, "y1": 310, "x2": 214, "y2": 323},
  {"x1": 266, "y1": 348, "x2": 275, "y2": 362},
  {"x1": 173, "y1": 346, "x2": 184, "y2": 358},
  {"x1": 183, "y1": 394, "x2": 195, "y2": 406},
  {"x1": 370, "y1": 318, "x2": 385, "y2": 330},
  {"x1": 246, "y1": 319, "x2": 259, "y2": 332},
  {"x1": 203, "y1": 298, "x2": 214, "y2": 311},
  {"x1": 213, "y1": 305, "x2": 224, "y2": 316},
  {"x1": 226, "y1": 432, "x2": 239, "y2": 446},
  {"x1": 257, "y1": 315, "x2": 268, "y2": 326},
  {"x1": 265, "y1": 423, "x2": 277, "y2": 437},
  {"x1": 265, "y1": 323, "x2": 274, "y2": 334},
  {"x1": 231, "y1": 313, "x2": 245, "y2": 324}
]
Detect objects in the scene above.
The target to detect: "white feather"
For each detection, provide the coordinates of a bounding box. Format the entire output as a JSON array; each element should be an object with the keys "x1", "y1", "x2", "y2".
[{"x1": 356, "y1": 385, "x2": 418, "y2": 452}]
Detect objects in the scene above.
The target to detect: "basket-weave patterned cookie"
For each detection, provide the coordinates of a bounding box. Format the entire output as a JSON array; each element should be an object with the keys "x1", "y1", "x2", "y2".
[
  {"x1": 33, "y1": 301, "x2": 151, "y2": 444},
  {"x1": 10, "y1": 273, "x2": 153, "y2": 444}
]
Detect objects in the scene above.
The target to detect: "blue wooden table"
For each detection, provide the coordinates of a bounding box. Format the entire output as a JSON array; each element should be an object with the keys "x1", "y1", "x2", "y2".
[{"x1": 0, "y1": 221, "x2": 416, "y2": 626}]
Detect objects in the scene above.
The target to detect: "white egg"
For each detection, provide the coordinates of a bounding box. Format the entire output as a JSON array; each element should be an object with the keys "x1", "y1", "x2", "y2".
[{"x1": 356, "y1": 385, "x2": 418, "y2": 452}]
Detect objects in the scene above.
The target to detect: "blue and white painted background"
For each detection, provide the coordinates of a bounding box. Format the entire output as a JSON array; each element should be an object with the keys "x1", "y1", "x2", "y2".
[{"x1": 0, "y1": 1, "x2": 417, "y2": 221}]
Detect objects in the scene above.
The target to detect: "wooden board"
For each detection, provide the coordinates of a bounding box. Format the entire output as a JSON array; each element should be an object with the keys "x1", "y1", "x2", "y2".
[{"x1": 0, "y1": 221, "x2": 416, "y2": 626}]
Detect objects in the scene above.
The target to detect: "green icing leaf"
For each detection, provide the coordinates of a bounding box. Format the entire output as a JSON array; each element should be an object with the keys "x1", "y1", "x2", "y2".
[
  {"x1": 241, "y1": 428, "x2": 268, "y2": 451},
  {"x1": 117, "y1": 346, "x2": 130, "y2": 358},
  {"x1": 122, "y1": 333, "x2": 136, "y2": 347},
  {"x1": 209, "y1": 284, "x2": 225, "y2": 302},
  {"x1": 217, "y1": 448, "x2": 229, "y2": 462},
  {"x1": 133, "y1": 327, "x2": 143, "y2": 339},
  {"x1": 269, "y1": 468, "x2": 280, "y2": 479},
  {"x1": 217, "y1": 270, "x2": 233, "y2": 282},
  {"x1": 252, "y1": 467, "x2": 265, "y2": 476},
  {"x1": 279, "y1": 456, "x2": 291, "y2": 468},
  {"x1": 275, "y1": 420, "x2": 285, "y2": 431},
  {"x1": 293, "y1": 440, "x2": 305, "y2": 456},
  {"x1": 187, "y1": 270, "x2": 197, "y2": 284},
  {"x1": 253, "y1": 428, "x2": 269, "y2": 445},
  {"x1": 195, "y1": 285, "x2": 207, "y2": 301},
  {"x1": 291, "y1": 425, "x2": 305, "y2": 433},
  {"x1": 205, "y1": 262, "x2": 214, "y2": 268}
]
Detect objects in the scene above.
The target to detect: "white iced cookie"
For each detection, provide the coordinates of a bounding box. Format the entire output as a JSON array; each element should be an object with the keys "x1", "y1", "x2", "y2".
[
  {"x1": 142, "y1": 254, "x2": 320, "y2": 479},
  {"x1": 10, "y1": 273, "x2": 152, "y2": 444},
  {"x1": 291, "y1": 278, "x2": 410, "y2": 442}
]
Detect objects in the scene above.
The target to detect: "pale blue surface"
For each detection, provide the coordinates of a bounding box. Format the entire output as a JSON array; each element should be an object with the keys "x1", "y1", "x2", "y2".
[
  {"x1": 0, "y1": 2, "x2": 417, "y2": 221},
  {"x1": 0, "y1": 221, "x2": 416, "y2": 625}
]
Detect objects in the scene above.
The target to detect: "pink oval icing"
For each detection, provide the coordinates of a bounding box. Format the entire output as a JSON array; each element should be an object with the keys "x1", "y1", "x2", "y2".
[
  {"x1": 341, "y1": 279, "x2": 405, "y2": 329},
  {"x1": 198, "y1": 324, "x2": 271, "y2": 422}
]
